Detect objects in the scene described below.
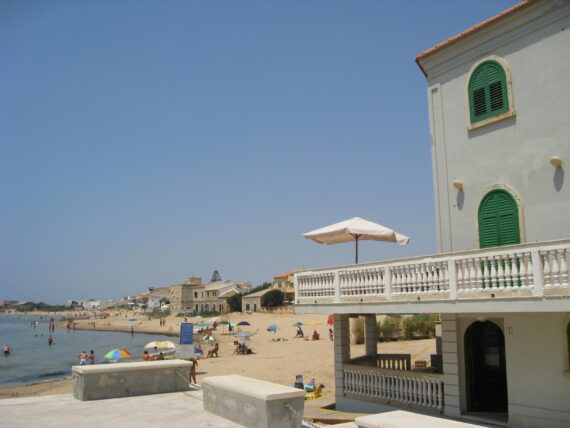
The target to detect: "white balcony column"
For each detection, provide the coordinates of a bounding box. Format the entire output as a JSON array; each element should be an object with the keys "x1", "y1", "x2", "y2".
[
  {"x1": 334, "y1": 314, "x2": 350, "y2": 401},
  {"x1": 531, "y1": 249, "x2": 544, "y2": 297},
  {"x1": 384, "y1": 267, "x2": 392, "y2": 299},
  {"x1": 293, "y1": 274, "x2": 299, "y2": 303},
  {"x1": 334, "y1": 271, "x2": 341, "y2": 303},
  {"x1": 447, "y1": 259, "x2": 457, "y2": 299},
  {"x1": 364, "y1": 314, "x2": 378, "y2": 358}
]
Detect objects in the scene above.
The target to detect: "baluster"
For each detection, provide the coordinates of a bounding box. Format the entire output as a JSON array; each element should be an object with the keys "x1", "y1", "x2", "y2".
[
  {"x1": 559, "y1": 249, "x2": 569, "y2": 287},
  {"x1": 474, "y1": 257, "x2": 483, "y2": 291},
  {"x1": 543, "y1": 252, "x2": 552, "y2": 288},
  {"x1": 395, "y1": 267, "x2": 402, "y2": 294},
  {"x1": 504, "y1": 254, "x2": 513, "y2": 290},
  {"x1": 456, "y1": 260, "x2": 464, "y2": 291},
  {"x1": 526, "y1": 252, "x2": 534, "y2": 288},
  {"x1": 481, "y1": 257, "x2": 489, "y2": 290},
  {"x1": 464, "y1": 259, "x2": 471, "y2": 290},
  {"x1": 409, "y1": 265, "x2": 416, "y2": 294},
  {"x1": 426, "y1": 264, "x2": 433, "y2": 293},
  {"x1": 489, "y1": 256, "x2": 498, "y2": 288},
  {"x1": 442, "y1": 262, "x2": 449, "y2": 291},
  {"x1": 496, "y1": 255, "x2": 505, "y2": 288},
  {"x1": 389, "y1": 268, "x2": 396, "y2": 294},
  {"x1": 510, "y1": 253, "x2": 519, "y2": 289},
  {"x1": 551, "y1": 251, "x2": 560, "y2": 287}
]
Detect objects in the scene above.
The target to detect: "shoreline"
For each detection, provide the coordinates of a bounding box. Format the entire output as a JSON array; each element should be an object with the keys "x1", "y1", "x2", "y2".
[{"x1": 1, "y1": 311, "x2": 436, "y2": 403}]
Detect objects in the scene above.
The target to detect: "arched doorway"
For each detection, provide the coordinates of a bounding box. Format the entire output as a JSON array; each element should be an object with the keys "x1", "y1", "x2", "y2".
[
  {"x1": 464, "y1": 321, "x2": 508, "y2": 413},
  {"x1": 478, "y1": 189, "x2": 520, "y2": 248}
]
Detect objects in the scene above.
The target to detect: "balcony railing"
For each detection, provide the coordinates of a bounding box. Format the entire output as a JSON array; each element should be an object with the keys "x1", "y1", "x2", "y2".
[
  {"x1": 343, "y1": 363, "x2": 444, "y2": 411},
  {"x1": 295, "y1": 239, "x2": 570, "y2": 304}
]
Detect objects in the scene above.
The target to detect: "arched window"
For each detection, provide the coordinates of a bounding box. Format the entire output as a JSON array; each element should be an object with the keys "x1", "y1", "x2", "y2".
[
  {"x1": 469, "y1": 60, "x2": 509, "y2": 124},
  {"x1": 478, "y1": 189, "x2": 520, "y2": 248}
]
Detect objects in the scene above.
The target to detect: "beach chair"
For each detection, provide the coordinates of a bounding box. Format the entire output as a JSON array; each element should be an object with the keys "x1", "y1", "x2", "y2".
[{"x1": 305, "y1": 386, "x2": 323, "y2": 400}]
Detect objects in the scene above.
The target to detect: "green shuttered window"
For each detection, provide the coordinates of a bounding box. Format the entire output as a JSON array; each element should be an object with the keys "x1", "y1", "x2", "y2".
[
  {"x1": 478, "y1": 190, "x2": 520, "y2": 248},
  {"x1": 469, "y1": 61, "x2": 509, "y2": 124}
]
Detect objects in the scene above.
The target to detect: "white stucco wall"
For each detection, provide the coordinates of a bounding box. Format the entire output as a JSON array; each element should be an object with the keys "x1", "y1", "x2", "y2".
[
  {"x1": 455, "y1": 313, "x2": 570, "y2": 428},
  {"x1": 424, "y1": 2, "x2": 570, "y2": 253}
]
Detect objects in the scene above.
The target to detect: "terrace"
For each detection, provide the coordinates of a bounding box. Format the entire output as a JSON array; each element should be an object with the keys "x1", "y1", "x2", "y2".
[{"x1": 294, "y1": 239, "x2": 570, "y2": 315}]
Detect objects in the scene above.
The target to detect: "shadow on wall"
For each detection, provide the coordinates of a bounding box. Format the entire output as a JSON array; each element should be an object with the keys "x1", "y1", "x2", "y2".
[
  {"x1": 554, "y1": 166, "x2": 564, "y2": 192},
  {"x1": 456, "y1": 189, "x2": 465, "y2": 210}
]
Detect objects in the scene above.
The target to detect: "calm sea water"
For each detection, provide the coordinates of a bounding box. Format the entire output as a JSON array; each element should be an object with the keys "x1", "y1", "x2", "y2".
[{"x1": 0, "y1": 315, "x2": 173, "y2": 387}]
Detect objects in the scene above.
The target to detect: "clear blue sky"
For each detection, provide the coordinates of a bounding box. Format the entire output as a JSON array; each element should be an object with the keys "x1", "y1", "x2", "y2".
[{"x1": 0, "y1": 0, "x2": 517, "y2": 303}]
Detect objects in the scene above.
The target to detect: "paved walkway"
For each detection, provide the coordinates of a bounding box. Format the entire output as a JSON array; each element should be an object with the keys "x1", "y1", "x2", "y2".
[{"x1": 1, "y1": 387, "x2": 241, "y2": 428}]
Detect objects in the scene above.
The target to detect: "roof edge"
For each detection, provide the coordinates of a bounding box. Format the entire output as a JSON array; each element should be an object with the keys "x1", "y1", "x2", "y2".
[{"x1": 415, "y1": 0, "x2": 537, "y2": 77}]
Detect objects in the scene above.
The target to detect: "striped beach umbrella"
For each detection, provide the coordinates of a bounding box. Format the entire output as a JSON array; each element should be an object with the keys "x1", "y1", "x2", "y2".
[{"x1": 104, "y1": 348, "x2": 131, "y2": 361}]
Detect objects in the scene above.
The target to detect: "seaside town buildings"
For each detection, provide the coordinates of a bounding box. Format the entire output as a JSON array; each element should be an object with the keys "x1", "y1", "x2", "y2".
[
  {"x1": 169, "y1": 277, "x2": 251, "y2": 313},
  {"x1": 295, "y1": 1, "x2": 570, "y2": 427},
  {"x1": 241, "y1": 270, "x2": 301, "y2": 312}
]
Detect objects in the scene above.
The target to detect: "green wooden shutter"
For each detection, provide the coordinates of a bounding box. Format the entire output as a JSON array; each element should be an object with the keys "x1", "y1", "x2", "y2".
[
  {"x1": 469, "y1": 61, "x2": 509, "y2": 124},
  {"x1": 478, "y1": 190, "x2": 520, "y2": 248}
]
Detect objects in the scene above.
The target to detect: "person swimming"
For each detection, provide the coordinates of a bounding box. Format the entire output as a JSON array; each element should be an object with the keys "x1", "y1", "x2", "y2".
[{"x1": 3, "y1": 344, "x2": 11, "y2": 355}]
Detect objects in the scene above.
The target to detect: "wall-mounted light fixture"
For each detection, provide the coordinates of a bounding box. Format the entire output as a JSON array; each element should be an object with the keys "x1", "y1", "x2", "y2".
[
  {"x1": 550, "y1": 156, "x2": 562, "y2": 168},
  {"x1": 452, "y1": 180, "x2": 463, "y2": 190}
]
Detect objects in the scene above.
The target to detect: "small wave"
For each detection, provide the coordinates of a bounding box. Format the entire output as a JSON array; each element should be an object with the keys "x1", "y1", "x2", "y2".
[{"x1": 38, "y1": 370, "x2": 69, "y2": 379}]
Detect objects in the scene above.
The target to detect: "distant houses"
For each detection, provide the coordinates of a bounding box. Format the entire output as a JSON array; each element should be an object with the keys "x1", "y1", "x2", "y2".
[{"x1": 241, "y1": 270, "x2": 302, "y2": 313}]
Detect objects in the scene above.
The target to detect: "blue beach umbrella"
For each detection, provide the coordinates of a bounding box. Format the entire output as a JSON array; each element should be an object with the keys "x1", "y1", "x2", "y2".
[{"x1": 237, "y1": 321, "x2": 251, "y2": 326}]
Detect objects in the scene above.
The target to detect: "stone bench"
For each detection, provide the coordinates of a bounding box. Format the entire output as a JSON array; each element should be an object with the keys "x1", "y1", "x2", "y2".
[
  {"x1": 356, "y1": 410, "x2": 484, "y2": 428},
  {"x1": 72, "y1": 360, "x2": 192, "y2": 401},
  {"x1": 203, "y1": 375, "x2": 306, "y2": 428}
]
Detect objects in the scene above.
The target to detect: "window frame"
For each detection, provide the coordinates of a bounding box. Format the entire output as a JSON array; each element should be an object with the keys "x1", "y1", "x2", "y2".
[{"x1": 466, "y1": 56, "x2": 515, "y2": 131}]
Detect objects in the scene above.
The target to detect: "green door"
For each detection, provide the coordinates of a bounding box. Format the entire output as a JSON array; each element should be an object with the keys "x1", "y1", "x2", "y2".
[{"x1": 478, "y1": 190, "x2": 520, "y2": 248}]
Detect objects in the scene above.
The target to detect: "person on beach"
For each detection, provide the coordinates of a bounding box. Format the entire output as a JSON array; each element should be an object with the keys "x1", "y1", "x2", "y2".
[
  {"x1": 3, "y1": 344, "x2": 10, "y2": 355},
  {"x1": 158, "y1": 352, "x2": 165, "y2": 360},
  {"x1": 190, "y1": 357, "x2": 198, "y2": 384},
  {"x1": 311, "y1": 330, "x2": 320, "y2": 341},
  {"x1": 294, "y1": 326, "x2": 304, "y2": 338},
  {"x1": 48, "y1": 335, "x2": 53, "y2": 345},
  {"x1": 130, "y1": 326, "x2": 134, "y2": 335},
  {"x1": 78, "y1": 351, "x2": 88, "y2": 365},
  {"x1": 89, "y1": 350, "x2": 95, "y2": 365},
  {"x1": 143, "y1": 351, "x2": 150, "y2": 361},
  {"x1": 329, "y1": 328, "x2": 334, "y2": 341}
]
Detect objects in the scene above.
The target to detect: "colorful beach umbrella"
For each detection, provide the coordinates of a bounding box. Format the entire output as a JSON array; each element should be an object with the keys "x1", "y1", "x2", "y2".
[
  {"x1": 327, "y1": 315, "x2": 334, "y2": 326},
  {"x1": 218, "y1": 321, "x2": 230, "y2": 325},
  {"x1": 237, "y1": 321, "x2": 251, "y2": 326},
  {"x1": 104, "y1": 348, "x2": 131, "y2": 361},
  {"x1": 197, "y1": 321, "x2": 211, "y2": 327},
  {"x1": 292, "y1": 322, "x2": 303, "y2": 327},
  {"x1": 267, "y1": 324, "x2": 278, "y2": 333},
  {"x1": 234, "y1": 330, "x2": 257, "y2": 339},
  {"x1": 144, "y1": 341, "x2": 176, "y2": 350},
  {"x1": 203, "y1": 335, "x2": 216, "y2": 341}
]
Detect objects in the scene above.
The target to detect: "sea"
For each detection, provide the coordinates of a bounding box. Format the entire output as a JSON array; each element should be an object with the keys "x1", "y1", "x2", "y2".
[{"x1": 0, "y1": 315, "x2": 173, "y2": 387}]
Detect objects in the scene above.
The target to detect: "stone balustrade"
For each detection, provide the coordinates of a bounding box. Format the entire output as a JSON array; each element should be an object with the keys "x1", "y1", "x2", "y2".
[
  {"x1": 343, "y1": 364, "x2": 444, "y2": 411},
  {"x1": 295, "y1": 239, "x2": 570, "y2": 306}
]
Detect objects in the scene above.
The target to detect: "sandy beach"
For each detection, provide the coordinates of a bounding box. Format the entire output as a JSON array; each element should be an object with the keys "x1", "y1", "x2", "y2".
[{"x1": 0, "y1": 311, "x2": 435, "y2": 402}]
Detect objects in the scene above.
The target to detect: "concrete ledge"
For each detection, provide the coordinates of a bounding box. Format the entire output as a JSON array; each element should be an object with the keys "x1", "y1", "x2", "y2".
[
  {"x1": 356, "y1": 410, "x2": 484, "y2": 428},
  {"x1": 203, "y1": 375, "x2": 306, "y2": 428},
  {"x1": 72, "y1": 360, "x2": 192, "y2": 401}
]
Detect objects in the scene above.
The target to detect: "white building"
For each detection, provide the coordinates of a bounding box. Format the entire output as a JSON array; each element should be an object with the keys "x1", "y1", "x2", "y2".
[{"x1": 295, "y1": 2, "x2": 570, "y2": 427}]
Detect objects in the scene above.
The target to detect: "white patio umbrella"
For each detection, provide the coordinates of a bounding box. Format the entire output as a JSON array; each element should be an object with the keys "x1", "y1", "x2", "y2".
[{"x1": 304, "y1": 217, "x2": 410, "y2": 264}]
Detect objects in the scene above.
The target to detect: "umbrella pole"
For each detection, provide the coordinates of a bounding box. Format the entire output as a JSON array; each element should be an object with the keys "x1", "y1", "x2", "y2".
[{"x1": 355, "y1": 235, "x2": 359, "y2": 264}]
